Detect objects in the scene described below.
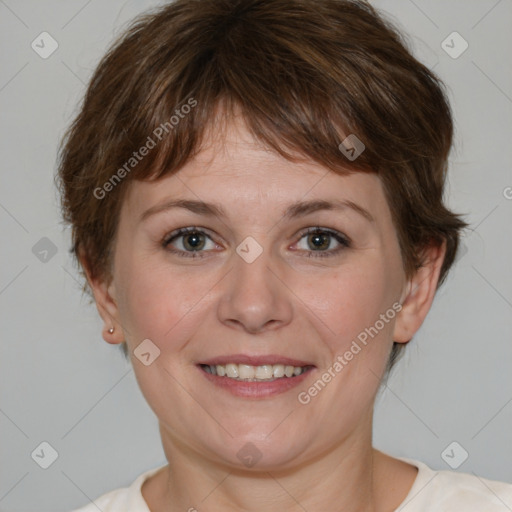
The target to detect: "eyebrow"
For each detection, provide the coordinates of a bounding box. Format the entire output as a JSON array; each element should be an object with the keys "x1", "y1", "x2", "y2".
[{"x1": 140, "y1": 198, "x2": 374, "y2": 223}]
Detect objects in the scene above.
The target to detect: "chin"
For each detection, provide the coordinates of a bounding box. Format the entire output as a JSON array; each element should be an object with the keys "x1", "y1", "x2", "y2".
[{"x1": 201, "y1": 429, "x2": 312, "y2": 471}]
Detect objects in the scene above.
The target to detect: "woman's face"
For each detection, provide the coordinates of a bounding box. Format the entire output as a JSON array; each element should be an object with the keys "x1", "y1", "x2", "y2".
[{"x1": 103, "y1": 116, "x2": 412, "y2": 470}]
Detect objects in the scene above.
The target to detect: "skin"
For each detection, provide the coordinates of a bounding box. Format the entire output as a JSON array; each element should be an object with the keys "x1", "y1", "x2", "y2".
[{"x1": 85, "y1": 112, "x2": 446, "y2": 512}]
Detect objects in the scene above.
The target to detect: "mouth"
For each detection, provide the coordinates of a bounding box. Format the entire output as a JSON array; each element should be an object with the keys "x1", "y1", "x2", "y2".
[
  {"x1": 196, "y1": 356, "x2": 316, "y2": 398},
  {"x1": 199, "y1": 363, "x2": 314, "y2": 381}
]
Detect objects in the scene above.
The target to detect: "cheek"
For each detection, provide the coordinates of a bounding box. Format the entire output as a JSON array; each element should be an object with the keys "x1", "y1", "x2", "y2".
[
  {"x1": 314, "y1": 256, "x2": 401, "y2": 357},
  {"x1": 115, "y1": 256, "x2": 214, "y2": 348}
]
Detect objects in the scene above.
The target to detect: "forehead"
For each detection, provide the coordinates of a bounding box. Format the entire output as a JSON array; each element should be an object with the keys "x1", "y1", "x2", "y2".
[{"x1": 123, "y1": 114, "x2": 388, "y2": 217}]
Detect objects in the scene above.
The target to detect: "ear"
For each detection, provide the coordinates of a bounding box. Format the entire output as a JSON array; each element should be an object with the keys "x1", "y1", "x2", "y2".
[
  {"x1": 79, "y1": 251, "x2": 124, "y2": 345},
  {"x1": 393, "y1": 241, "x2": 446, "y2": 343}
]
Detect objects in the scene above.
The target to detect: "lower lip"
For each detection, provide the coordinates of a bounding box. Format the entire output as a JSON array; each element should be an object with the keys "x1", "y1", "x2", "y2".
[{"x1": 197, "y1": 365, "x2": 315, "y2": 399}]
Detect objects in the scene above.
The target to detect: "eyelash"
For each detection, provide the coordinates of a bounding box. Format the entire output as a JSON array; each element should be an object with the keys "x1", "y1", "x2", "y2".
[{"x1": 162, "y1": 226, "x2": 351, "y2": 259}]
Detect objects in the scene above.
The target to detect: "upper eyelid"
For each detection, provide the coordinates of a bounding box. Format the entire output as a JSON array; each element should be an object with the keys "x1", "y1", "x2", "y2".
[{"x1": 164, "y1": 226, "x2": 217, "y2": 242}]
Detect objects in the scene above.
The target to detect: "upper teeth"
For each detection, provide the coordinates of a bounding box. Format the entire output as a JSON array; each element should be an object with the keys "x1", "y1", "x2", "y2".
[{"x1": 203, "y1": 363, "x2": 307, "y2": 380}]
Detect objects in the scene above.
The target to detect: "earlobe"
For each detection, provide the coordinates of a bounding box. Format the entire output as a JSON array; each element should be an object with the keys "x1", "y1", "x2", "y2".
[
  {"x1": 393, "y1": 241, "x2": 447, "y2": 344},
  {"x1": 79, "y1": 251, "x2": 124, "y2": 345}
]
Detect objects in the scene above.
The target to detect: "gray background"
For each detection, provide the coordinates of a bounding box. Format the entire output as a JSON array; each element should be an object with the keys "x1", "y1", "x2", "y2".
[{"x1": 1, "y1": 0, "x2": 511, "y2": 510}]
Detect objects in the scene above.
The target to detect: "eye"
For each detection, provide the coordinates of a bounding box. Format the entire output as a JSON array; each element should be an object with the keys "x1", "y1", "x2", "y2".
[
  {"x1": 294, "y1": 227, "x2": 350, "y2": 258},
  {"x1": 162, "y1": 227, "x2": 217, "y2": 258},
  {"x1": 162, "y1": 226, "x2": 350, "y2": 259}
]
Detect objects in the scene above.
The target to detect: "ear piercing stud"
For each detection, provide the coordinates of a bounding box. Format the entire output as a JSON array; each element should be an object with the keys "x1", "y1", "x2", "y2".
[{"x1": 108, "y1": 327, "x2": 115, "y2": 334}]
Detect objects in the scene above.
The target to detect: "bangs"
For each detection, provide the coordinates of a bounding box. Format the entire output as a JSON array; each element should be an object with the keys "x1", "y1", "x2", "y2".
[
  {"x1": 115, "y1": 28, "x2": 378, "y2": 185},
  {"x1": 94, "y1": 0, "x2": 438, "y2": 188}
]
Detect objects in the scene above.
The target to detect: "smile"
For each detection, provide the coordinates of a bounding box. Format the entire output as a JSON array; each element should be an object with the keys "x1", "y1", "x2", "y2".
[
  {"x1": 200, "y1": 363, "x2": 313, "y2": 381},
  {"x1": 197, "y1": 359, "x2": 316, "y2": 398}
]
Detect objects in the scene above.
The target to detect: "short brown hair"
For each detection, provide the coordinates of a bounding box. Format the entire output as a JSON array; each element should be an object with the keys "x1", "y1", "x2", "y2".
[{"x1": 57, "y1": 0, "x2": 467, "y2": 372}]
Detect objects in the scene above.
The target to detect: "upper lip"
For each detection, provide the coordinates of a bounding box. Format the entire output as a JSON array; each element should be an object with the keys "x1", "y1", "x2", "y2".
[{"x1": 198, "y1": 354, "x2": 315, "y2": 367}]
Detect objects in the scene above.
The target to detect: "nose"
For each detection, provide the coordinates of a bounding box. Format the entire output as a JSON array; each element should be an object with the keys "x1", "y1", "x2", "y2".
[{"x1": 217, "y1": 242, "x2": 293, "y2": 334}]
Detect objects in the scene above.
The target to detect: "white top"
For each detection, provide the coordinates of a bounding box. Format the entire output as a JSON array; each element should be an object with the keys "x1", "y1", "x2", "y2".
[{"x1": 70, "y1": 456, "x2": 512, "y2": 511}]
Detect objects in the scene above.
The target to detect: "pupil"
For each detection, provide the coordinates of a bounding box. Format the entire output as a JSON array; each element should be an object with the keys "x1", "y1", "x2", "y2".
[
  {"x1": 310, "y1": 233, "x2": 328, "y2": 250},
  {"x1": 185, "y1": 232, "x2": 204, "y2": 250}
]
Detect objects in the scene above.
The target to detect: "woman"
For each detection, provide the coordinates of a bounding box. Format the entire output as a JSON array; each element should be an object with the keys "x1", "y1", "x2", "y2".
[{"x1": 59, "y1": 0, "x2": 512, "y2": 510}]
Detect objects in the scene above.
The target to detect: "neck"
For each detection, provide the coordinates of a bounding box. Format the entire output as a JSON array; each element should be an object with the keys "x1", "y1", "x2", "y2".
[{"x1": 149, "y1": 414, "x2": 395, "y2": 512}]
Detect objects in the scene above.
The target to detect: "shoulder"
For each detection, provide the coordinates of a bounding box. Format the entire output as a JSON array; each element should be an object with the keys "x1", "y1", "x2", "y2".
[
  {"x1": 429, "y1": 468, "x2": 512, "y2": 509},
  {"x1": 397, "y1": 456, "x2": 512, "y2": 511},
  {"x1": 69, "y1": 487, "x2": 130, "y2": 512},
  {"x1": 69, "y1": 465, "x2": 166, "y2": 512}
]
